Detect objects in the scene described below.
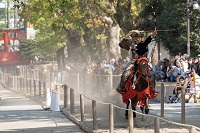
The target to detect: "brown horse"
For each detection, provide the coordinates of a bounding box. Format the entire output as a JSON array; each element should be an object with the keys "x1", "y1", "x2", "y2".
[{"x1": 124, "y1": 57, "x2": 156, "y2": 122}]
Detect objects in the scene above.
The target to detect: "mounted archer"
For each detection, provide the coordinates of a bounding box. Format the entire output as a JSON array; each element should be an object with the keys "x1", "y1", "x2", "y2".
[
  {"x1": 116, "y1": 30, "x2": 158, "y2": 121},
  {"x1": 117, "y1": 30, "x2": 157, "y2": 93}
]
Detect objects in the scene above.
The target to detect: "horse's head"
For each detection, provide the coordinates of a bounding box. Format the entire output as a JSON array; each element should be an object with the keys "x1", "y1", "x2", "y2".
[
  {"x1": 136, "y1": 57, "x2": 155, "y2": 90},
  {"x1": 138, "y1": 58, "x2": 149, "y2": 76}
]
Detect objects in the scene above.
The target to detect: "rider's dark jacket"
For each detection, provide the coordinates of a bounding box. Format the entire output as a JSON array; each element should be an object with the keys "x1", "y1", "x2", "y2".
[{"x1": 119, "y1": 36, "x2": 152, "y2": 57}]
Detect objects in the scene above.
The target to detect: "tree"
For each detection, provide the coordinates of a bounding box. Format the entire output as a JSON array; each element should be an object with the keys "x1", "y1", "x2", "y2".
[
  {"x1": 15, "y1": 0, "x2": 173, "y2": 67},
  {"x1": 18, "y1": 39, "x2": 41, "y2": 59},
  {"x1": 135, "y1": 0, "x2": 200, "y2": 56}
]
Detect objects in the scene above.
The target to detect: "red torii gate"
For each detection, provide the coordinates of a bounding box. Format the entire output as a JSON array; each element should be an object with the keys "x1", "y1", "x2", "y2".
[
  {"x1": 0, "y1": 28, "x2": 23, "y2": 52},
  {"x1": 0, "y1": 28, "x2": 26, "y2": 66}
]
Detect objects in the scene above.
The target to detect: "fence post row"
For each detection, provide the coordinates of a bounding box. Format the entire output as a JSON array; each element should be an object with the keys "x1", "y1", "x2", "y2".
[{"x1": 2, "y1": 69, "x2": 200, "y2": 133}]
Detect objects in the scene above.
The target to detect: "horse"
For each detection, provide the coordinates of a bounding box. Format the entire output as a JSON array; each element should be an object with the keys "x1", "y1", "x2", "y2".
[{"x1": 123, "y1": 57, "x2": 156, "y2": 123}]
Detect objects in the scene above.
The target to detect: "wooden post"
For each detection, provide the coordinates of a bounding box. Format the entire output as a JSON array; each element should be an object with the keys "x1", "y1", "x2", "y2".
[
  {"x1": 128, "y1": 110, "x2": 133, "y2": 133},
  {"x1": 56, "y1": 84, "x2": 60, "y2": 103},
  {"x1": 34, "y1": 80, "x2": 36, "y2": 96},
  {"x1": 194, "y1": 81, "x2": 197, "y2": 103},
  {"x1": 80, "y1": 94, "x2": 84, "y2": 121},
  {"x1": 109, "y1": 104, "x2": 114, "y2": 133},
  {"x1": 17, "y1": 77, "x2": 19, "y2": 90},
  {"x1": 43, "y1": 82, "x2": 46, "y2": 101},
  {"x1": 92, "y1": 100, "x2": 97, "y2": 131},
  {"x1": 39, "y1": 81, "x2": 41, "y2": 98},
  {"x1": 64, "y1": 85, "x2": 68, "y2": 108},
  {"x1": 20, "y1": 78, "x2": 22, "y2": 91},
  {"x1": 181, "y1": 86, "x2": 186, "y2": 124},
  {"x1": 15, "y1": 77, "x2": 17, "y2": 90},
  {"x1": 12, "y1": 76, "x2": 14, "y2": 89},
  {"x1": 110, "y1": 75, "x2": 113, "y2": 90},
  {"x1": 50, "y1": 83, "x2": 53, "y2": 93},
  {"x1": 26, "y1": 78, "x2": 29, "y2": 92},
  {"x1": 77, "y1": 73, "x2": 80, "y2": 92},
  {"x1": 22, "y1": 78, "x2": 24, "y2": 91},
  {"x1": 160, "y1": 83, "x2": 164, "y2": 117},
  {"x1": 154, "y1": 117, "x2": 160, "y2": 133},
  {"x1": 29, "y1": 79, "x2": 32, "y2": 94},
  {"x1": 70, "y1": 88, "x2": 74, "y2": 114}
]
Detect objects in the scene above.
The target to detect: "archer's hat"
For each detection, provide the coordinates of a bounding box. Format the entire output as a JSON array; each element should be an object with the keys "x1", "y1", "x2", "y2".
[{"x1": 129, "y1": 30, "x2": 144, "y2": 37}]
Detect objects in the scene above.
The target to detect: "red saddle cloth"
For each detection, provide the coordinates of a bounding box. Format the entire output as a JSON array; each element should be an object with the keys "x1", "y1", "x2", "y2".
[{"x1": 119, "y1": 75, "x2": 157, "y2": 106}]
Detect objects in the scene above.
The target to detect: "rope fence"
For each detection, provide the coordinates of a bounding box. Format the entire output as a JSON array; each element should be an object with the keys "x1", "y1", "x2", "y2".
[{"x1": 0, "y1": 65, "x2": 200, "y2": 133}]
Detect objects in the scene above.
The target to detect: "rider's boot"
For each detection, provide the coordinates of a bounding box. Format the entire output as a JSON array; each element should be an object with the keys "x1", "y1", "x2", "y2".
[
  {"x1": 116, "y1": 78, "x2": 127, "y2": 93},
  {"x1": 116, "y1": 70, "x2": 131, "y2": 93}
]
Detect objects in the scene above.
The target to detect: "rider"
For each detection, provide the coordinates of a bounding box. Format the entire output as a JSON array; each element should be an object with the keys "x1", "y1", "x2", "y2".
[{"x1": 116, "y1": 30, "x2": 157, "y2": 92}]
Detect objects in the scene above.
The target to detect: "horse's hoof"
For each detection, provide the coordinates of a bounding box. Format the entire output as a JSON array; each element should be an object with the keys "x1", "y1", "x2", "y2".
[{"x1": 145, "y1": 107, "x2": 150, "y2": 114}]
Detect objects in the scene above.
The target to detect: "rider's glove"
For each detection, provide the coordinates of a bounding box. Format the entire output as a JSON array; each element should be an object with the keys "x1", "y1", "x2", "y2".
[{"x1": 151, "y1": 31, "x2": 157, "y2": 38}]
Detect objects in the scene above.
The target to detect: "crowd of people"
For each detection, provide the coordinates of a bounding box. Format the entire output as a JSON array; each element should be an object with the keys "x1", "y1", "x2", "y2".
[
  {"x1": 153, "y1": 54, "x2": 200, "y2": 82},
  {"x1": 66, "y1": 53, "x2": 200, "y2": 83}
]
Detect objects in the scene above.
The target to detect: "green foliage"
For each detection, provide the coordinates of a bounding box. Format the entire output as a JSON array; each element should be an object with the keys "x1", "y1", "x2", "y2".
[
  {"x1": 0, "y1": 23, "x2": 7, "y2": 28},
  {"x1": 18, "y1": 39, "x2": 42, "y2": 59},
  {"x1": 135, "y1": 0, "x2": 200, "y2": 56}
]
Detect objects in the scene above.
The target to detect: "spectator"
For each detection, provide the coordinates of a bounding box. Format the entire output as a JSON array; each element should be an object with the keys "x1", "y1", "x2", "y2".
[
  {"x1": 166, "y1": 60, "x2": 184, "y2": 82},
  {"x1": 160, "y1": 61, "x2": 167, "y2": 81},
  {"x1": 107, "y1": 59, "x2": 115, "y2": 75},
  {"x1": 180, "y1": 57, "x2": 188, "y2": 73},
  {"x1": 153, "y1": 60, "x2": 162, "y2": 81},
  {"x1": 187, "y1": 57, "x2": 194, "y2": 73},
  {"x1": 168, "y1": 77, "x2": 185, "y2": 103},
  {"x1": 93, "y1": 62, "x2": 105, "y2": 74},
  {"x1": 193, "y1": 57, "x2": 199, "y2": 74}
]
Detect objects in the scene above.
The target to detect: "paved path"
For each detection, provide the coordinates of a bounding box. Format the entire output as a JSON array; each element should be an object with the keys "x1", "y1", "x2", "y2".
[
  {"x1": 149, "y1": 102, "x2": 200, "y2": 127},
  {"x1": 0, "y1": 84, "x2": 85, "y2": 133}
]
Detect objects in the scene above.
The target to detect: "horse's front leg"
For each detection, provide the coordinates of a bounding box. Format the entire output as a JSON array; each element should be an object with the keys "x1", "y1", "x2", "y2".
[{"x1": 145, "y1": 97, "x2": 150, "y2": 114}]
